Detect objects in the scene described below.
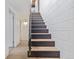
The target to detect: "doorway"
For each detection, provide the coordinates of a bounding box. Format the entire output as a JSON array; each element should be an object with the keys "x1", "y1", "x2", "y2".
[{"x1": 9, "y1": 9, "x2": 15, "y2": 48}]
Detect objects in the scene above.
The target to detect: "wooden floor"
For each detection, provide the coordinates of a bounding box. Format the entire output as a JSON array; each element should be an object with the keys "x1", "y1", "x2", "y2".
[{"x1": 6, "y1": 40, "x2": 28, "y2": 59}]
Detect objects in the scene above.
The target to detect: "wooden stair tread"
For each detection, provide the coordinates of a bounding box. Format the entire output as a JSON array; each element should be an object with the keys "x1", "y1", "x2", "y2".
[
  {"x1": 31, "y1": 39, "x2": 52, "y2": 41},
  {"x1": 31, "y1": 47, "x2": 59, "y2": 51}
]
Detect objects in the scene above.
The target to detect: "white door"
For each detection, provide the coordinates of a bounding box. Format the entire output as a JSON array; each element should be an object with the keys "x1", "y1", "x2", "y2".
[{"x1": 9, "y1": 11, "x2": 14, "y2": 47}]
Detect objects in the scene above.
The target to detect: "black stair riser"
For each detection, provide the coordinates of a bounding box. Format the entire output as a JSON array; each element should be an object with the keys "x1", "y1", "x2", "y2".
[
  {"x1": 32, "y1": 20, "x2": 44, "y2": 22},
  {"x1": 32, "y1": 22, "x2": 45, "y2": 24},
  {"x1": 32, "y1": 24, "x2": 45, "y2": 26},
  {"x1": 31, "y1": 19, "x2": 44, "y2": 21},
  {"x1": 32, "y1": 21, "x2": 44, "y2": 23},
  {"x1": 31, "y1": 28, "x2": 48, "y2": 30},
  {"x1": 31, "y1": 22, "x2": 45, "y2": 24},
  {"x1": 30, "y1": 15, "x2": 41, "y2": 16},
  {"x1": 31, "y1": 20, "x2": 44, "y2": 22},
  {"x1": 32, "y1": 23, "x2": 45, "y2": 25},
  {"x1": 30, "y1": 15, "x2": 41, "y2": 17},
  {"x1": 32, "y1": 15, "x2": 41, "y2": 16},
  {"x1": 32, "y1": 13, "x2": 40, "y2": 14},
  {"x1": 31, "y1": 14, "x2": 40, "y2": 15},
  {"x1": 32, "y1": 28, "x2": 47, "y2": 29},
  {"x1": 30, "y1": 16, "x2": 42, "y2": 18},
  {"x1": 32, "y1": 14, "x2": 40, "y2": 15},
  {"x1": 32, "y1": 29, "x2": 48, "y2": 33},
  {"x1": 28, "y1": 51, "x2": 60, "y2": 58},
  {"x1": 30, "y1": 18, "x2": 42, "y2": 19},
  {"x1": 30, "y1": 17, "x2": 41, "y2": 18},
  {"x1": 30, "y1": 16, "x2": 41, "y2": 17},
  {"x1": 31, "y1": 34, "x2": 51, "y2": 39},
  {"x1": 31, "y1": 24, "x2": 46, "y2": 26},
  {"x1": 31, "y1": 20, "x2": 43, "y2": 21},
  {"x1": 31, "y1": 41, "x2": 55, "y2": 46},
  {"x1": 32, "y1": 18, "x2": 42, "y2": 19},
  {"x1": 31, "y1": 19, "x2": 43, "y2": 20},
  {"x1": 32, "y1": 26, "x2": 46, "y2": 28}
]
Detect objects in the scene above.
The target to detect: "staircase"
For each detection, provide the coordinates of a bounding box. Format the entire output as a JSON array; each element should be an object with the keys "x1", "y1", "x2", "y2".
[{"x1": 28, "y1": 13, "x2": 60, "y2": 59}]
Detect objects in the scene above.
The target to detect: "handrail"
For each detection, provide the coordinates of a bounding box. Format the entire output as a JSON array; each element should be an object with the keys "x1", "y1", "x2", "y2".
[
  {"x1": 29, "y1": 2, "x2": 38, "y2": 55},
  {"x1": 29, "y1": 6, "x2": 32, "y2": 56}
]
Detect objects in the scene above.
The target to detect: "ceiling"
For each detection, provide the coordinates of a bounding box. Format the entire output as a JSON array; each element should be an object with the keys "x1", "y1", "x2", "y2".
[{"x1": 8, "y1": 0, "x2": 31, "y2": 15}]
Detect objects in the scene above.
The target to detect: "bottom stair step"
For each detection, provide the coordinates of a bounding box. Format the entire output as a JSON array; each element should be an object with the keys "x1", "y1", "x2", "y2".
[
  {"x1": 28, "y1": 57, "x2": 60, "y2": 59},
  {"x1": 28, "y1": 51, "x2": 60, "y2": 58}
]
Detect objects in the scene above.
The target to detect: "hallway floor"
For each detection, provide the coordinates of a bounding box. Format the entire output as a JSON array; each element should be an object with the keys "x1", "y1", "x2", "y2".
[{"x1": 6, "y1": 40, "x2": 28, "y2": 59}]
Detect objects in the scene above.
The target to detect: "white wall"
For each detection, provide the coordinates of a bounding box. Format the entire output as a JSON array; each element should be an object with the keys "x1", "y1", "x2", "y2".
[
  {"x1": 40, "y1": 0, "x2": 74, "y2": 59},
  {"x1": 5, "y1": 2, "x2": 20, "y2": 57},
  {"x1": 35, "y1": 0, "x2": 39, "y2": 12},
  {"x1": 5, "y1": 0, "x2": 31, "y2": 57}
]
